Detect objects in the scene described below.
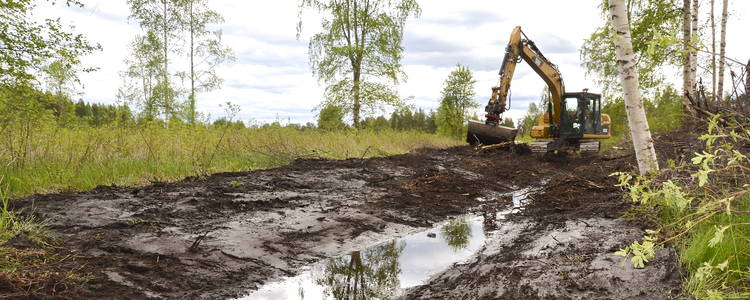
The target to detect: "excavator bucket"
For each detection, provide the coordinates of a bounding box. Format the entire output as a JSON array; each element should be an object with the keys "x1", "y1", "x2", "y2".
[{"x1": 466, "y1": 120, "x2": 518, "y2": 145}]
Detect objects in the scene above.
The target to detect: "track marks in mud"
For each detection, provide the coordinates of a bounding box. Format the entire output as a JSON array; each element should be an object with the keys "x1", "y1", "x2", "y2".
[{"x1": 7, "y1": 145, "x2": 681, "y2": 299}]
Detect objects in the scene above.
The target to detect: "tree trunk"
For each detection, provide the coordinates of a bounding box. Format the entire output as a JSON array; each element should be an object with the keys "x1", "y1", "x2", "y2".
[
  {"x1": 682, "y1": 0, "x2": 696, "y2": 114},
  {"x1": 718, "y1": 0, "x2": 728, "y2": 102},
  {"x1": 353, "y1": 71, "x2": 361, "y2": 127},
  {"x1": 189, "y1": 0, "x2": 196, "y2": 124},
  {"x1": 711, "y1": 0, "x2": 717, "y2": 102},
  {"x1": 163, "y1": 0, "x2": 169, "y2": 123},
  {"x1": 690, "y1": 0, "x2": 699, "y2": 105},
  {"x1": 609, "y1": 0, "x2": 659, "y2": 174}
]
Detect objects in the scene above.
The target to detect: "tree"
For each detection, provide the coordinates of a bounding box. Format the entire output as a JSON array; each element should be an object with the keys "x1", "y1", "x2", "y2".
[
  {"x1": 41, "y1": 58, "x2": 83, "y2": 121},
  {"x1": 297, "y1": 0, "x2": 421, "y2": 127},
  {"x1": 682, "y1": 0, "x2": 696, "y2": 114},
  {"x1": 609, "y1": 0, "x2": 659, "y2": 174},
  {"x1": 436, "y1": 63, "x2": 479, "y2": 138},
  {"x1": 0, "y1": 0, "x2": 99, "y2": 87},
  {"x1": 317, "y1": 104, "x2": 347, "y2": 131},
  {"x1": 179, "y1": 0, "x2": 235, "y2": 124},
  {"x1": 313, "y1": 240, "x2": 405, "y2": 299},
  {"x1": 717, "y1": 0, "x2": 728, "y2": 102},
  {"x1": 581, "y1": 0, "x2": 682, "y2": 96},
  {"x1": 127, "y1": 0, "x2": 185, "y2": 121},
  {"x1": 517, "y1": 87, "x2": 550, "y2": 137},
  {"x1": 118, "y1": 31, "x2": 165, "y2": 120}
]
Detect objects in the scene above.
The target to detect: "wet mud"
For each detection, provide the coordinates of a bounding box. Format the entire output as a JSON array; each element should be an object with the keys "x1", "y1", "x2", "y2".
[{"x1": 4, "y1": 129, "x2": 701, "y2": 299}]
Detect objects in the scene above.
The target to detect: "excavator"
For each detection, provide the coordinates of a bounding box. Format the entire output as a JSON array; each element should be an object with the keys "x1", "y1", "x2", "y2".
[{"x1": 466, "y1": 26, "x2": 611, "y2": 152}]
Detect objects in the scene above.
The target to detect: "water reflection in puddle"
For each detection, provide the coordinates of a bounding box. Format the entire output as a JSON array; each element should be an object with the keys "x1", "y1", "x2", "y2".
[{"x1": 242, "y1": 190, "x2": 533, "y2": 300}]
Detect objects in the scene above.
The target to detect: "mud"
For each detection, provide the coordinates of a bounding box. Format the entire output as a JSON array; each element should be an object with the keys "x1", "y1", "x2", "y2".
[{"x1": 3, "y1": 130, "x2": 698, "y2": 299}]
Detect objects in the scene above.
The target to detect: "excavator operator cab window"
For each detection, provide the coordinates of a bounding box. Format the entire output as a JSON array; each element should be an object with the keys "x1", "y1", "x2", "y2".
[
  {"x1": 560, "y1": 95, "x2": 584, "y2": 138},
  {"x1": 584, "y1": 95, "x2": 601, "y2": 135}
]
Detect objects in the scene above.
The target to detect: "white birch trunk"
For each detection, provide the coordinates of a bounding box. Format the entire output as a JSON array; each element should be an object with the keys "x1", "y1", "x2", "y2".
[
  {"x1": 711, "y1": 0, "x2": 716, "y2": 102},
  {"x1": 690, "y1": 0, "x2": 699, "y2": 105},
  {"x1": 682, "y1": 0, "x2": 696, "y2": 114},
  {"x1": 718, "y1": 0, "x2": 728, "y2": 102},
  {"x1": 609, "y1": 0, "x2": 659, "y2": 174}
]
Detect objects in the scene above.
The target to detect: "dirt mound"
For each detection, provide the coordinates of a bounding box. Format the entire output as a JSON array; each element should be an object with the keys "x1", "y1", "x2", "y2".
[{"x1": 4, "y1": 138, "x2": 691, "y2": 299}]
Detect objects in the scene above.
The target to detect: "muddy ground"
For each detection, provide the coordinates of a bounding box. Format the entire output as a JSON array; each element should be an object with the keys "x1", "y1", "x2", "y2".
[{"x1": 2, "y1": 125, "x2": 706, "y2": 299}]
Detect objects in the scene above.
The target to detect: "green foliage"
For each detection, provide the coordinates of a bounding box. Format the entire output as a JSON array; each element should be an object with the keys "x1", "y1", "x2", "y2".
[
  {"x1": 298, "y1": 0, "x2": 421, "y2": 126},
  {"x1": 440, "y1": 217, "x2": 472, "y2": 253},
  {"x1": 313, "y1": 240, "x2": 406, "y2": 299},
  {"x1": 317, "y1": 104, "x2": 348, "y2": 131},
  {"x1": 518, "y1": 87, "x2": 550, "y2": 138},
  {"x1": 614, "y1": 116, "x2": 750, "y2": 298},
  {"x1": 0, "y1": 0, "x2": 100, "y2": 86},
  {"x1": 436, "y1": 63, "x2": 479, "y2": 139},
  {"x1": 603, "y1": 85, "x2": 684, "y2": 140},
  {"x1": 580, "y1": 0, "x2": 682, "y2": 95},
  {"x1": 499, "y1": 117, "x2": 514, "y2": 128},
  {"x1": 118, "y1": 30, "x2": 165, "y2": 120},
  {"x1": 614, "y1": 230, "x2": 658, "y2": 269},
  {"x1": 123, "y1": 0, "x2": 235, "y2": 124}
]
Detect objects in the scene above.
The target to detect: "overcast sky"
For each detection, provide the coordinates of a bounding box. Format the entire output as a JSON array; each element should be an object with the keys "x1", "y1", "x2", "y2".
[{"x1": 33, "y1": 0, "x2": 749, "y2": 125}]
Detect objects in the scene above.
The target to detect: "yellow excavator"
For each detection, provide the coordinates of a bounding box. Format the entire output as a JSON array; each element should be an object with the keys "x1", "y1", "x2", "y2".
[{"x1": 466, "y1": 26, "x2": 611, "y2": 152}]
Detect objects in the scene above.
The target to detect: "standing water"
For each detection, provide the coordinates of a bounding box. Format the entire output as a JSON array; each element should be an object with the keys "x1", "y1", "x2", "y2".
[{"x1": 240, "y1": 191, "x2": 531, "y2": 300}]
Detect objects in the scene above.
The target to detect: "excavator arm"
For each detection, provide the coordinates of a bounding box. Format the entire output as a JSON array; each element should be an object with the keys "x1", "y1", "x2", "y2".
[{"x1": 485, "y1": 26, "x2": 565, "y2": 126}]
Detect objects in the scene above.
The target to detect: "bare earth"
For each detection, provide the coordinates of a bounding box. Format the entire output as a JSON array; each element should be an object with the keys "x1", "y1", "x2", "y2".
[{"x1": 4, "y1": 128, "x2": 703, "y2": 299}]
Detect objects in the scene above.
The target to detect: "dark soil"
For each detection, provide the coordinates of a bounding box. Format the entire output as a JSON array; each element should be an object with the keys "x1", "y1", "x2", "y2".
[{"x1": 2, "y1": 127, "x2": 701, "y2": 299}]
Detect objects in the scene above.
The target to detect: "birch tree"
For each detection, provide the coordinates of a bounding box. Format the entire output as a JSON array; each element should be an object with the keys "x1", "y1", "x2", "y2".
[
  {"x1": 711, "y1": 0, "x2": 716, "y2": 101},
  {"x1": 717, "y1": 0, "x2": 728, "y2": 102},
  {"x1": 609, "y1": 0, "x2": 659, "y2": 174},
  {"x1": 690, "y1": 0, "x2": 698, "y2": 103},
  {"x1": 436, "y1": 63, "x2": 478, "y2": 138},
  {"x1": 682, "y1": 0, "x2": 696, "y2": 114},
  {"x1": 127, "y1": 0, "x2": 185, "y2": 121},
  {"x1": 42, "y1": 58, "x2": 83, "y2": 119},
  {"x1": 118, "y1": 31, "x2": 164, "y2": 119},
  {"x1": 297, "y1": 0, "x2": 421, "y2": 127},
  {"x1": 179, "y1": 0, "x2": 235, "y2": 124}
]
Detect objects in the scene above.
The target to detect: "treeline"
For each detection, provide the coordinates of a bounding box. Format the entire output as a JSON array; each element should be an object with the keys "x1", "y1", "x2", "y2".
[
  {"x1": 6, "y1": 87, "x2": 447, "y2": 135},
  {"x1": 363, "y1": 108, "x2": 438, "y2": 133}
]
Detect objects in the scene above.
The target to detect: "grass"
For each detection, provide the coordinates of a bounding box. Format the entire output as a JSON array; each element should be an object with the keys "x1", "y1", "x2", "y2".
[{"x1": 0, "y1": 123, "x2": 458, "y2": 200}]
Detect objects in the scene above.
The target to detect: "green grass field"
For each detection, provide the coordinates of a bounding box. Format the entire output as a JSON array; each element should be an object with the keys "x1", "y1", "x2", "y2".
[{"x1": 0, "y1": 124, "x2": 457, "y2": 200}]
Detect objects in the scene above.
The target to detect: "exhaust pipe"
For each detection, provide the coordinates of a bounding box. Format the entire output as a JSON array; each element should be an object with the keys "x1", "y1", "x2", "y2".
[{"x1": 466, "y1": 120, "x2": 518, "y2": 145}]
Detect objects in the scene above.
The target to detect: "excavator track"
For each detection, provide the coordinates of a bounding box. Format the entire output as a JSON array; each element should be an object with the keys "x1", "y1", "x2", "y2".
[{"x1": 530, "y1": 140, "x2": 600, "y2": 153}]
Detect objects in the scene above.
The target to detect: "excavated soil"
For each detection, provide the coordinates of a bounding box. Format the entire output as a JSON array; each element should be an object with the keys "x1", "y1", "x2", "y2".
[{"x1": 2, "y1": 127, "x2": 705, "y2": 299}]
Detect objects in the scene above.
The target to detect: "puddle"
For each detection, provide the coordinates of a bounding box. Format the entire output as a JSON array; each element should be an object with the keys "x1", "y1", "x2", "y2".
[
  {"x1": 240, "y1": 189, "x2": 537, "y2": 300},
  {"x1": 240, "y1": 215, "x2": 486, "y2": 300}
]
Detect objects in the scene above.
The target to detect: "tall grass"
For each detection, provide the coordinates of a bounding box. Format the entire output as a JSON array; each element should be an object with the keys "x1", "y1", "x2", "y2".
[{"x1": 0, "y1": 122, "x2": 457, "y2": 200}]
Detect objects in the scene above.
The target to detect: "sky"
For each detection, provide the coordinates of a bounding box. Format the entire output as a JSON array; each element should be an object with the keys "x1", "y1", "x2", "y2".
[{"x1": 32, "y1": 0, "x2": 750, "y2": 125}]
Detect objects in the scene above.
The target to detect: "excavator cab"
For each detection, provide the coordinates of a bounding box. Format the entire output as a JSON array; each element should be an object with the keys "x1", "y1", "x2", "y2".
[{"x1": 558, "y1": 91, "x2": 603, "y2": 139}]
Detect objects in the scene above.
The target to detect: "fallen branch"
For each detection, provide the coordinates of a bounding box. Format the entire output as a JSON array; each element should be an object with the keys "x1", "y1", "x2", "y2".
[
  {"x1": 479, "y1": 141, "x2": 514, "y2": 150},
  {"x1": 692, "y1": 104, "x2": 749, "y2": 134}
]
